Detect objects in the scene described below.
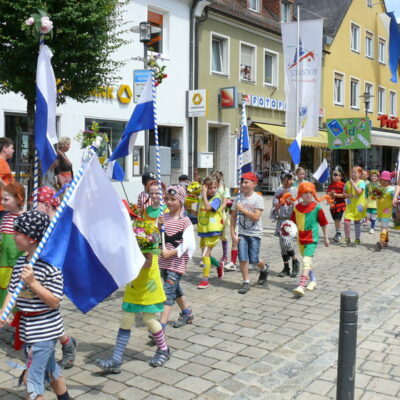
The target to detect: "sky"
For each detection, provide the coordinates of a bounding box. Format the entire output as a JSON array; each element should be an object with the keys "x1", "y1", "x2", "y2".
[{"x1": 385, "y1": 0, "x2": 400, "y2": 19}]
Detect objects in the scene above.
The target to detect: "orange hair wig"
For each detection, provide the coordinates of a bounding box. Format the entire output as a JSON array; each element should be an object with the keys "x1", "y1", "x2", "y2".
[{"x1": 280, "y1": 182, "x2": 332, "y2": 205}]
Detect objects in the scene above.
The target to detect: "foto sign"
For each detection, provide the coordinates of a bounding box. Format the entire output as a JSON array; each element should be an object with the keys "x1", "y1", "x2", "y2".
[
  {"x1": 326, "y1": 117, "x2": 371, "y2": 149},
  {"x1": 133, "y1": 70, "x2": 152, "y2": 103},
  {"x1": 188, "y1": 89, "x2": 207, "y2": 117}
]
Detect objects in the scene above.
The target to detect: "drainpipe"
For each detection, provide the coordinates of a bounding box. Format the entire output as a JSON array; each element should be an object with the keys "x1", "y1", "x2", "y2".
[{"x1": 189, "y1": 0, "x2": 210, "y2": 180}]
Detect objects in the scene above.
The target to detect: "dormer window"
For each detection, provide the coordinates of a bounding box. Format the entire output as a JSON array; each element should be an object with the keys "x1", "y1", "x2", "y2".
[
  {"x1": 281, "y1": 2, "x2": 292, "y2": 23},
  {"x1": 248, "y1": 0, "x2": 260, "y2": 13}
]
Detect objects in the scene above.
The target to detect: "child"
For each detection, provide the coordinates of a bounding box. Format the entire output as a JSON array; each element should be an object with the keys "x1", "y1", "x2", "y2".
[
  {"x1": 375, "y1": 171, "x2": 395, "y2": 250},
  {"x1": 143, "y1": 182, "x2": 167, "y2": 224},
  {"x1": 0, "y1": 137, "x2": 15, "y2": 220},
  {"x1": 197, "y1": 176, "x2": 224, "y2": 288},
  {"x1": 281, "y1": 182, "x2": 330, "y2": 297},
  {"x1": 0, "y1": 182, "x2": 25, "y2": 307},
  {"x1": 365, "y1": 170, "x2": 379, "y2": 234},
  {"x1": 231, "y1": 172, "x2": 269, "y2": 294},
  {"x1": 0, "y1": 210, "x2": 71, "y2": 400},
  {"x1": 178, "y1": 174, "x2": 191, "y2": 189},
  {"x1": 159, "y1": 185, "x2": 196, "y2": 330},
  {"x1": 137, "y1": 172, "x2": 157, "y2": 211},
  {"x1": 34, "y1": 186, "x2": 77, "y2": 370},
  {"x1": 327, "y1": 166, "x2": 346, "y2": 242},
  {"x1": 293, "y1": 167, "x2": 307, "y2": 188},
  {"x1": 272, "y1": 173, "x2": 300, "y2": 277},
  {"x1": 341, "y1": 166, "x2": 367, "y2": 246}
]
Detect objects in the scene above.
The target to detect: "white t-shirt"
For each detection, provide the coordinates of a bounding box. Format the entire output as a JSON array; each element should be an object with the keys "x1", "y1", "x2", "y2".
[{"x1": 232, "y1": 192, "x2": 264, "y2": 237}]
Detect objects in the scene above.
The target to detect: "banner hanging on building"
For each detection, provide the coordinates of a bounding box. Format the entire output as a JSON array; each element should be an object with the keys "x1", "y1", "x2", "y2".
[
  {"x1": 326, "y1": 118, "x2": 371, "y2": 150},
  {"x1": 282, "y1": 19, "x2": 323, "y2": 138}
]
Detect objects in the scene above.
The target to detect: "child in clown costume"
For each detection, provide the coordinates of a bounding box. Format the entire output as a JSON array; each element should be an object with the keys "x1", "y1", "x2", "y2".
[{"x1": 281, "y1": 182, "x2": 330, "y2": 297}]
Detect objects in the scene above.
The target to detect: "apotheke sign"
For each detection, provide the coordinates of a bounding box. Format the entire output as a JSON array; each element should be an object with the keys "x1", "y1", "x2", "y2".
[{"x1": 243, "y1": 94, "x2": 286, "y2": 111}]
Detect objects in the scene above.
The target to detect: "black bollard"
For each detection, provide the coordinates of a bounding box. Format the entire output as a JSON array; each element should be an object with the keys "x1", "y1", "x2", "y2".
[{"x1": 337, "y1": 291, "x2": 358, "y2": 400}]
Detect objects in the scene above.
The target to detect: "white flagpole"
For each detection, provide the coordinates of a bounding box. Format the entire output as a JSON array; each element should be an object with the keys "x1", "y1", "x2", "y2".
[{"x1": 295, "y1": 4, "x2": 301, "y2": 169}]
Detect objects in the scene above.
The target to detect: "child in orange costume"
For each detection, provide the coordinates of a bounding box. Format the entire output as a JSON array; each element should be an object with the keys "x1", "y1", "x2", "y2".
[{"x1": 281, "y1": 182, "x2": 331, "y2": 297}]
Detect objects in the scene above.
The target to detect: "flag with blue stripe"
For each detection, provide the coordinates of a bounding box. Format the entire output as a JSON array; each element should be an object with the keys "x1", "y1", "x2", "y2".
[
  {"x1": 289, "y1": 129, "x2": 302, "y2": 164},
  {"x1": 238, "y1": 103, "x2": 252, "y2": 173},
  {"x1": 40, "y1": 156, "x2": 144, "y2": 313},
  {"x1": 388, "y1": 12, "x2": 400, "y2": 83},
  {"x1": 109, "y1": 75, "x2": 155, "y2": 180},
  {"x1": 313, "y1": 158, "x2": 329, "y2": 183},
  {"x1": 34, "y1": 45, "x2": 58, "y2": 174}
]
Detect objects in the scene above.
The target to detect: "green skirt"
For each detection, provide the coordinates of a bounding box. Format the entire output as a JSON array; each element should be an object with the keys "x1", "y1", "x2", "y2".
[{"x1": 122, "y1": 301, "x2": 164, "y2": 314}]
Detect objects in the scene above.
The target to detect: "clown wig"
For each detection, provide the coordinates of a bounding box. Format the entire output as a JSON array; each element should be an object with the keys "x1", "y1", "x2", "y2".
[
  {"x1": 3, "y1": 182, "x2": 25, "y2": 209},
  {"x1": 280, "y1": 182, "x2": 332, "y2": 205}
]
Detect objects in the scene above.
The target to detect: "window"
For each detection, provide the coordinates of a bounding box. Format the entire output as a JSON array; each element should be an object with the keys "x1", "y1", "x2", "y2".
[
  {"x1": 390, "y1": 91, "x2": 397, "y2": 116},
  {"x1": 264, "y1": 50, "x2": 278, "y2": 86},
  {"x1": 350, "y1": 78, "x2": 360, "y2": 109},
  {"x1": 334, "y1": 73, "x2": 344, "y2": 105},
  {"x1": 240, "y1": 43, "x2": 256, "y2": 82},
  {"x1": 148, "y1": 10, "x2": 163, "y2": 54},
  {"x1": 378, "y1": 87, "x2": 385, "y2": 114},
  {"x1": 379, "y1": 38, "x2": 386, "y2": 63},
  {"x1": 367, "y1": 0, "x2": 372, "y2": 6},
  {"x1": 351, "y1": 23, "x2": 360, "y2": 52},
  {"x1": 365, "y1": 83, "x2": 373, "y2": 112},
  {"x1": 281, "y1": 2, "x2": 292, "y2": 22},
  {"x1": 248, "y1": 0, "x2": 259, "y2": 12},
  {"x1": 211, "y1": 34, "x2": 229, "y2": 75},
  {"x1": 365, "y1": 32, "x2": 373, "y2": 58}
]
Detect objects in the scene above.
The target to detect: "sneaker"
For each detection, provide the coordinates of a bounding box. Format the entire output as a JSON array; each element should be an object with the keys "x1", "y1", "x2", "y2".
[
  {"x1": 369, "y1": 229, "x2": 374, "y2": 234},
  {"x1": 59, "y1": 337, "x2": 77, "y2": 369},
  {"x1": 333, "y1": 232, "x2": 342, "y2": 242},
  {"x1": 197, "y1": 280, "x2": 209, "y2": 289},
  {"x1": 354, "y1": 239, "x2": 361, "y2": 245},
  {"x1": 291, "y1": 259, "x2": 300, "y2": 278},
  {"x1": 306, "y1": 281, "x2": 317, "y2": 291},
  {"x1": 149, "y1": 348, "x2": 171, "y2": 367},
  {"x1": 238, "y1": 281, "x2": 250, "y2": 294},
  {"x1": 293, "y1": 286, "x2": 305, "y2": 297},
  {"x1": 172, "y1": 312, "x2": 194, "y2": 328},
  {"x1": 224, "y1": 261, "x2": 237, "y2": 271},
  {"x1": 341, "y1": 238, "x2": 351, "y2": 247},
  {"x1": 278, "y1": 265, "x2": 290, "y2": 277},
  {"x1": 217, "y1": 261, "x2": 224, "y2": 279},
  {"x1": 257, "y1": 266, "x2": 269, "y2": 285},
  {"x1": 376, "y1": 242, "x2": 383, "y2": 251},
  {"x1": 95, "y1": 358, "x2": 121, "y2": 374}
]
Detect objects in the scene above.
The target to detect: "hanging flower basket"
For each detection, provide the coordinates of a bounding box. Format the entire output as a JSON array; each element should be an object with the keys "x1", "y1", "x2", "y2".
[{"x1": 75, "y1": 121, "x2": 109, "y2": 160}]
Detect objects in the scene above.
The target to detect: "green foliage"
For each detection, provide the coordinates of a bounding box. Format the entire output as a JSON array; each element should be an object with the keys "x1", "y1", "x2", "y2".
[{"x1": 0, "y1": 0, "x2": 128, "y2": 105}]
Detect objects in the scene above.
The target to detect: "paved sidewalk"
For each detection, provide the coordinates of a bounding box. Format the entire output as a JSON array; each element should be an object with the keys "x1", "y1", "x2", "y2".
[{"x1": 1, "y1": 195, "x2": 400, "y2": 399}]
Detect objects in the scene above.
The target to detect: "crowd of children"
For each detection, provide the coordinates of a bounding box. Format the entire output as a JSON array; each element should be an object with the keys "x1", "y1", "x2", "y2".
[{"x1": 2, "y1": 152, "x2": 400, "y2": 399}]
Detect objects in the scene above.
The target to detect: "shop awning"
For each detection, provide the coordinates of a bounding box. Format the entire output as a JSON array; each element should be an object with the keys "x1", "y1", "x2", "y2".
[
  {"x1": 254, "y1": 123, "x2": 328, "y2": 148},
  {"x1": 371, "y1": 130, "x2": 400, "y2": 147}
]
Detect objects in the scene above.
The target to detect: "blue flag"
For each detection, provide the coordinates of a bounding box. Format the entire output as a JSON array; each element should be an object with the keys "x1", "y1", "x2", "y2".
[
  {"x1": 289, "y1": 129, "x2": 302, "y2": 165},
  {"x1": 313, "y1": 158, "x2": 329, "y2": 183},
  {"x1": 238, "y1": 103, "x2": 252, "y2": 174},
  {"x1": 388, "y1": 12, "x2": 400, "y2": 83}
]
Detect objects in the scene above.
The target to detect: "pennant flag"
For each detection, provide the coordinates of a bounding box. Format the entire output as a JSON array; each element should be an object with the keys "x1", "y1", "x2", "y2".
[
  {"x1": 388, "y1": 12, "x2": 400, "y2": 83},
  {"x1": 105, "y1": 159, "x2": 125, "y2": 181},
  {"x1": 108, "y1": 74, "x2": 155, "y2": 180},
  {"x1": 238, "y1": 102, "x2": 252, "y2": 174},
  {"x1": 40, "y1": 156, "x2": 144, "y2": 313},
  {"x1": 34, "y1": 45, "x2": 58, "y2": 174},
  {"x1": 313, "y1": 158, "x2": 329, "y2": 183},
  {"x1": 289, "y1": 129, "x2": 302, "y2": 164}
]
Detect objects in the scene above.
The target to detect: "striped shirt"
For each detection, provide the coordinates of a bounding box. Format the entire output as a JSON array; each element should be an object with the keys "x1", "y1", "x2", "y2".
[
  {"x1": 159, "y1": 214, "x2": 194, "y2": 274},
  {"x1": 8, "y1": 256, "x2": 64, "y2": 344},
  {"x1": 137, "y1": 191, "x2": 153, "y2": 209},
  {"x1": 1, "y1": 213, "x2": 19, "y2": 234}
]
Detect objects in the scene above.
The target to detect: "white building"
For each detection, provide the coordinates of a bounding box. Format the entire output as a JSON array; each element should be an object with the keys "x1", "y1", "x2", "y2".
[{"x1": 0, "y1": 0, "x2": 192, "y2": 201}]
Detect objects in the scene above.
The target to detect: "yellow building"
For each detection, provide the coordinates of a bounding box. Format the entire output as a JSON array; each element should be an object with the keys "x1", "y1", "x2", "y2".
[{"x1": 302, "y1": 0, "x2": 400, "y2": 174}]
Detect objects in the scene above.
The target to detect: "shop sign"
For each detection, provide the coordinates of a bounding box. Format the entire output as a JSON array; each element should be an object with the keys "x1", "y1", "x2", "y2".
[
  {"x1": 220, "y1": 87, "x2": 237, "y2": 109},
  {"x1": 248, "y1": 95, "x2": 286, "y2": 111},
  {"x1": 91, "y1": 85, "x2": 133, "y2": 104},
  {"x1": 133, "y1": 69, "x2": 153, "y2": 102},
  {"x1": 377, "y1": 115, "x2": 399, "y2": 129},
  {"x1": 326, "y1": 117, "x2": 371, "y2": 150},
  {"x1": 242, "y1": 94, "x2": 251, "y2": 105},
  {"x1": 188, "y1": 89, "x2": 207, "y2": 117}
]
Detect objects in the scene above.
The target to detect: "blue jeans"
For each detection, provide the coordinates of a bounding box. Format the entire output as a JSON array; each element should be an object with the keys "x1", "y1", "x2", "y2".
[
  {"x1": 24, "y1": 339, "x2": 61, "y2": 399},
  {"x1": 238, "y1": 235, "x2": 261, "y2": 264},
  {"x1": 161, "y1": 269, "x2": 184, "y2": 306}
]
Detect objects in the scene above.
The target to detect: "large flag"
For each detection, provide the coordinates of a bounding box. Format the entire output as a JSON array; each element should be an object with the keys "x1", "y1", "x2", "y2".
[
  {"x1": 288, "y1": 129, "x2": 302, "y2": 165},
  {"x1": 238, "y1": 102, "x2": 252, "y2": 174},
  {"x1": 108, "y1": 74, "x2": 155, "y2": 180},
  {"x1": 35, "y1": 45, "x2": 58, "y2": 174},
  {"x1": 282, "y1": 19, "x2": 323, "y2": 138},
  {"x1": 40, "y1": 156, "x2": 144, "y2": 313},
  {"x1": 313, "y1": 158, "x2": 329, "y2": 183},
  {"x1": 387, "y1": 12, "x2": 400, "y2": 83}
]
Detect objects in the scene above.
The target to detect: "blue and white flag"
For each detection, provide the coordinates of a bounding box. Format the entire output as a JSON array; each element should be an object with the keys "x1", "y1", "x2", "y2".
[
  {"x1": 313, "y1": 158, "x2": 329, "y2": 183},
  {"x1": 238, "y1": 102, "x2": 252, "y2": 174},
  {"x1": 40, "y1": 156, "x2": 144, "y2": 313},
  {"x1": 35, "y1": 45, "x2": 58, "y2": 174},
  {"x1": 288, "y1": 129, "x2": 302, "y2": 165},
  {"x1": 109, "y1": 74, "x2": 155, "y2": 180},
  {"x1": 388, "y1": 12, "x2": 400, "y2": 83}
]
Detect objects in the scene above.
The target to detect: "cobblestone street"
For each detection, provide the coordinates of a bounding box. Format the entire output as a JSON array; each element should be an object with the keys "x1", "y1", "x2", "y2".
[{"x1": 2, "y1": 196, "x2": 400, "y2": 399}]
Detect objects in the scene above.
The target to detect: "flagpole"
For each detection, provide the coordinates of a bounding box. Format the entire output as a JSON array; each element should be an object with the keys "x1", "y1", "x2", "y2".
[
  {"x1": 0, "y1": 143, "x2": 99, "y2": 323},
  {"x1": 295, "y1": 3, "x2": 301, "y2": 169},
  {"x1": 151, "y1": 72, "x2": 166, "y2": 249},
  {"x1": 235, "y1": 100, "x2": 246, "y2": 234}
]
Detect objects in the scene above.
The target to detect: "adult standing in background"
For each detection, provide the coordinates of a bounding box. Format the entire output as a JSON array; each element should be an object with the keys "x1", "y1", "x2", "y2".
[
  {"x1": 55, "y1": 137, "x2": 74, "y2": 187},
  {"x1": 0, "y1": 137, "x2": 15, "y2": 219}
]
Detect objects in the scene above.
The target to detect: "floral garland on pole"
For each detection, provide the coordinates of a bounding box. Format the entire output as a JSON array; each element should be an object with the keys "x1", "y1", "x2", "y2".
[
  {"x1": 23, "y1": 9, "x2": 54, "y2": 38},
  {"x1": 133, "y1": 52, "x2": 168, "y2": 86}
]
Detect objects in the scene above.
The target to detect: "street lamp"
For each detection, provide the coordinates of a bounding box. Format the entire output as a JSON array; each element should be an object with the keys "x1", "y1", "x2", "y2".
[{"x1": 361, "y1": 91, "x2": 373, "y2": 170}]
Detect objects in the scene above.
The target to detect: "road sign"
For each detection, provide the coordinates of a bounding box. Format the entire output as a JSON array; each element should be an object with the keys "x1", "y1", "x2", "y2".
[{"x1": 133, "y1": 70, "x2": 152, "y2": 103}]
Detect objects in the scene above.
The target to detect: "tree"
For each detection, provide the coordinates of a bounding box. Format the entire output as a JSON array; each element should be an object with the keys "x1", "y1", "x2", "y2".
[{"x1": 0, "y1": 0, "x2": 127, "y2": 163}]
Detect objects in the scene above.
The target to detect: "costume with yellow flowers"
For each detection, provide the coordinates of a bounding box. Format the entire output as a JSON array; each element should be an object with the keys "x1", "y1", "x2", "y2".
[{"x1": 376, "y1": 184, "x2": 395, "y2": 246}]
